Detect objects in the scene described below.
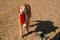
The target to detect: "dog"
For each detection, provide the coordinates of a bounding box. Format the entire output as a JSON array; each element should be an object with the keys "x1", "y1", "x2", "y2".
[{"x1": 19, "y1": 4, "x2": 31, "y2": 37}]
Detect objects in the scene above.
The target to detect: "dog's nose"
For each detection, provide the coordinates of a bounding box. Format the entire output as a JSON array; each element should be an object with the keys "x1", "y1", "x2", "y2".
[{"x1": 22, "y1": 12, "x2": 24, "y2": 13}]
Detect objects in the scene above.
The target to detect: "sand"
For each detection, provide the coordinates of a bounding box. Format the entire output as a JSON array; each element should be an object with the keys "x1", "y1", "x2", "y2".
[{"x1": 0, "y1": 0, "x2": 60, "y2": 40}]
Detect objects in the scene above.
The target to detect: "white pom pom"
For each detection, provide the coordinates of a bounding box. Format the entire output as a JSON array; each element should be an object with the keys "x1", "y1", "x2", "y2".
[{"x1": 23, "y1": 24, "x2": 26, "y2": 28}]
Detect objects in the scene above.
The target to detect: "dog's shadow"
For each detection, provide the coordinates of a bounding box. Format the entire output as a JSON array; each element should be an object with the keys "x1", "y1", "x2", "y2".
[
  {"x1": 23, "y1": 20, "x2": 58, "y2": 37},
  {"x1": 51, "y1": 32, "x2": 60, "y2": 40}
]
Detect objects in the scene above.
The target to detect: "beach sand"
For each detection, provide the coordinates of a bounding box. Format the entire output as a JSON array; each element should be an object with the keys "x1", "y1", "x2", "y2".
[{"x1": 0, "y1": 0, "x2": 60, "y2": 40}]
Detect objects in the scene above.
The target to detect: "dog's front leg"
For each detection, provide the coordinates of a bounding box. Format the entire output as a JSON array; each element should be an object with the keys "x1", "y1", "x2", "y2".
[{"x1": 20, "y1": 24, "x2": 23, "y2": 37}]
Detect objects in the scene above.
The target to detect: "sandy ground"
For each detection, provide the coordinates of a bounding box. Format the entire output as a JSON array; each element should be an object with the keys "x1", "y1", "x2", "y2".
[{"x1": 0, "y1": 0, "x2": 60, "y2": 40}]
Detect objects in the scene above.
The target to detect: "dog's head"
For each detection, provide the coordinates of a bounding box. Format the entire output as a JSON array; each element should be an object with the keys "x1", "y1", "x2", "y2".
[
  {"x1": 20, "y1": 4, "x2": 28, "y2": 13},
  {"x1": 20, "y1": 4, "x2": 31, "y2": 13},
  {"x1": 18, "y1": 4, "x2": 31, "y2": 18},
  {"x1": 20, "y1": 5, "x2": 25, "y2": 13}
]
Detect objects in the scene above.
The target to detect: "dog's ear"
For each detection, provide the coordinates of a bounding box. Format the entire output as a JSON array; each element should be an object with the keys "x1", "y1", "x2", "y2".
[{"x1": 26, "y1": 4, "x2": 31, "y2": 18}]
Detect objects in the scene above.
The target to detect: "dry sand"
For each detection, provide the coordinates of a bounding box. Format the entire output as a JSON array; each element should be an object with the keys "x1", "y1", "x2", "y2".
[{"x1": 0, "y1": 0, "x2": 60, "y2": 40}]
